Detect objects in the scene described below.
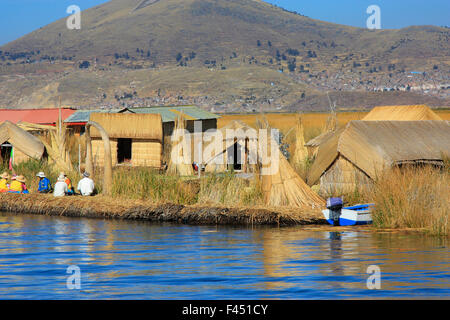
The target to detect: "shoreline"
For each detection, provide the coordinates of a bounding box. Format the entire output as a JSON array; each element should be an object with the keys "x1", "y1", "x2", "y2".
[{"x1": 0, "y1": 194, "x2": 326, "y2": 226}]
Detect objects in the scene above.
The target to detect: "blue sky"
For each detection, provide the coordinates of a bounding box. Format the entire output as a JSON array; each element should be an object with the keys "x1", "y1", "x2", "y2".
[{"x1": 1, "y1": 0, "x2": 449, "y2": 46}]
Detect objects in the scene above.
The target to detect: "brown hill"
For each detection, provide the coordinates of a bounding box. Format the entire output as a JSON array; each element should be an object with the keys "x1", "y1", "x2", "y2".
[{"x1": 0, "y1": 0, "x2": 448, "y2": 110}]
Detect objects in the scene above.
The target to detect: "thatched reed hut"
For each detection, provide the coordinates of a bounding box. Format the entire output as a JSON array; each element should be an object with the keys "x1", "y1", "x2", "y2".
[
  {"x1": 0, "y1": 121, "x2": 45, "y2": 165},
  {"x1": 203, "y1": 120, "x2": 259, "y2": 173},
  {"x1": 305, "y1": 105, "x2": 443, "y2": 157},
  {"x1": 307, "y1": 120, "x2": 450, "y2": 194},
  {"x1": 362, "y1": 105, "x2": 442, "y2": 121},
  {"x1": 89, "y1": 113, "x2": 163, "y2": 168}
]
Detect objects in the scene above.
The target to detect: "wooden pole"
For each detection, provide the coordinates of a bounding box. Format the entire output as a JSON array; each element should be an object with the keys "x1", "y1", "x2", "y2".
[
  {"x1": 78, "y1": 142, "x2": 81, "y2": 174},
  {"x1": 85, "y1": 121, "x2": 113, "y2": 196}
]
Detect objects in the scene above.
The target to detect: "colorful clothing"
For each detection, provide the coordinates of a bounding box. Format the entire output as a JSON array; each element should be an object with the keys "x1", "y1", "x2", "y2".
[
  {"x1": 9, "y1": 180, "x2": 23, "y2": 193},
  {"x1": 38, "y1": 177, "x2": 52, "y2": 193},
  {"x1": 64, "y1": 178, "x2": 74, "y2": 195},
  {"x1": 0, "y1": 179, "x2": 8, "y2": 192}
]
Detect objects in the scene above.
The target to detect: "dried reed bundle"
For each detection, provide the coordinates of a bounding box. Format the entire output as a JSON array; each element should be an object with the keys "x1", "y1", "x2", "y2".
[
  {"x1": 166, "y1": 113, "x2": 193, "y2": 176},
  {"x1": 292, "y1": 114, "x2": 308, "y2": 165},
  {"x1": 258, "y1": 120, "x2": 325, "y2": 208}
]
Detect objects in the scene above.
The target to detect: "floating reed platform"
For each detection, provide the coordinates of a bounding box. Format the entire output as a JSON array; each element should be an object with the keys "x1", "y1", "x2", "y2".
[{"x1": 0, "y1": 194, "x2": 326, "y2": 226}]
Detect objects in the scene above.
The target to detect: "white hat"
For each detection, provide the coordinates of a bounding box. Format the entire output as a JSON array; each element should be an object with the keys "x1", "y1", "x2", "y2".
[
  {"x1": 83, "y1": 172, "x2": 90, "y2": 177},
  {"x1": 36, "y1": 172, "x2": 46, "y2": 178},
  {"x1": 57, "y1": 174, "x2": 66, "y2": 182}
]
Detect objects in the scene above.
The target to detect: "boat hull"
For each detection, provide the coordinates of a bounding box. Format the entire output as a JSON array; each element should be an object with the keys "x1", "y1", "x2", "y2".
[{"x1": 322, "y1": 207, "x2": 373, "y2": 226}]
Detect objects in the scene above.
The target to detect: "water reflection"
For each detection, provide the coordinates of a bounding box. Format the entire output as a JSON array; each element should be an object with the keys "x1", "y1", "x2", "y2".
[{"x1": 0, "y1": 212, "x2": 448, "y2": 299}]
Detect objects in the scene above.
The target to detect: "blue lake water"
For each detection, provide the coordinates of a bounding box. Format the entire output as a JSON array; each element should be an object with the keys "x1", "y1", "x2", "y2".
[{"x1": 0, "y1": 212, "x2": 448, "y2": 299}]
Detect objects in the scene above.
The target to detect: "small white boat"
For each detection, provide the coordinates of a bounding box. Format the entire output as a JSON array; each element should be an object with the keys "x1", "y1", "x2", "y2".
[{"x1": 322, "y1": 204, "x2": 374, "y2": 226}]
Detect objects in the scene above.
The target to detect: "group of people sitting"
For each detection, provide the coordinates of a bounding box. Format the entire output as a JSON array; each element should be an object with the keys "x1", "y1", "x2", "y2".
[
  {"x1": 0, "y1": 173, "x2": 29, "y2": 194},
  {"x1": 0, "y1": 171, "x2": 95, "y2": 197}
]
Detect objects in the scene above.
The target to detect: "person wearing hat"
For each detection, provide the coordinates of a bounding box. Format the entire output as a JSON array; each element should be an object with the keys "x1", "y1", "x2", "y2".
[
  {"x1": 0, "y1": 172, "x2": 10, "y2": 193},
  {"x1": 53, "y1": 174, "x2": 68, "y2": 197},
  {"x1": 59, "y1": 172, "x2": 74, "y2": 195},
  {"x1": 77, "y1": 172, "x2": 95, "y2": 196},
  {"x1": 37, "y1": 172, "x2": 52, "y2": 194},
  {"x1": 9, "y1": 175, "x2": 29, "y2": 194}
]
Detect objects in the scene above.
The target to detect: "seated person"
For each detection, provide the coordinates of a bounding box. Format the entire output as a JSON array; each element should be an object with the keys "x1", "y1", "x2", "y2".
[
  {"x1": 60, "y1": 172, "x2": 74, "y2": 195},
  {"x1": 0, "y1": 172, "x2": 10, "y2": 192},
  {"x1": 77, "y1": 172, "x2": 95, "y2": 196},
  {"x1": 53, "y1": 175, "x2": 68, "y2": 197},
  {"x1": 9, "y1": 175, "x2": 29, "y2": 194},
  {"x1": 36, "y1": 172, "x2": 52, "y2": 193}
]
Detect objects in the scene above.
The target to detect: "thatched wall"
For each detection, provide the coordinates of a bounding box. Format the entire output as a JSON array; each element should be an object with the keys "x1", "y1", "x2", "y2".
[
  {"x1": 92, "y1": 138, "x2": 161, "y2": 168},
  {"x1": 13, "y1": 148, "x2": 31, "y2": 165},
  {"x1": 92, "y1": 138, "x2": 118, "y2": 167},
  {"x1": 319, "y1": 156, "x2": 372, "y2": 195},
  {"x1": 132, "y1": 139, "x2": 162, "y2": 167}
]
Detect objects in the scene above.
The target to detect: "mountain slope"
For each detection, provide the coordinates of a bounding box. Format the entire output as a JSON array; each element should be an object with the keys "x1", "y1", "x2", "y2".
[
  {"x1": 3, "y1": 0, "x2": 449, "y2": 65},
  {"x1": 0, "y1": 0, "x2": 448, "y2": 110}
]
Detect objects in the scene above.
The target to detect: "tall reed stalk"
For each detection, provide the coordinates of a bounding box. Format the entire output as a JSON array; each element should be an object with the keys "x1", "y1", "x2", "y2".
[{"x1": 369, "y1": 165, "x2": 449, "y2": 237}]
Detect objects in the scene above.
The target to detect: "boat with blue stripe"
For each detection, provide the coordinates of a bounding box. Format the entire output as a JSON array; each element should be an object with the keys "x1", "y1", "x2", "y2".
[{"x1": 322, "y1": 203, "x2": 374, "y2": 226}]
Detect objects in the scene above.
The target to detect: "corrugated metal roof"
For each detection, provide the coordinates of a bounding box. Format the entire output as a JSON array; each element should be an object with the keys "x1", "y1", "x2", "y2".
[
  {"x1": 64, "y1": 109, "x2": 128, "y2": 124},
  {"x1": 129, "y1": 106, "x2": 220, "y2": 123},
  {"x1": 0, "y1": 108, "x2": 76, "y2": 125}
]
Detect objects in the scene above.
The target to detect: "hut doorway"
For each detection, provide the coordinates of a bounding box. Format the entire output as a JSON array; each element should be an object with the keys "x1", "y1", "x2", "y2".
[
  {"x1": 0, "y1": 143, "x2": 12, "y2": 165},
  {"x1": 117, "y1": 138, "x2": 132, "y2": 164},
  {"x1": 233, "y1": 141, "x2": 242, "y2": 171}
]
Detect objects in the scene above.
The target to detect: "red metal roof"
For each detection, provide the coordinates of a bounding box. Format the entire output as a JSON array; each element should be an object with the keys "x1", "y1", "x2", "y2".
[{"x1": 0, "y1": 108, "x2": 77, "y2": 125}]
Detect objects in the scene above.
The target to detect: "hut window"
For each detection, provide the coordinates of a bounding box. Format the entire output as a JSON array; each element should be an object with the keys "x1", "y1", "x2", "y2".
[{"x1": 117, "y1": 138, "x2": 132, "y2": 164}]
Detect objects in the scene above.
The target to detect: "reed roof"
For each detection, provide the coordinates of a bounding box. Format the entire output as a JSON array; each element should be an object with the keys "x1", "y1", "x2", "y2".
[
  {"x1": 307, "y1": 120, "x2": 450, "y2": 185},
  {"x1": 90, "y1": 113, "x2": 163, "y2": 141},
  {"x1": 0, "y1": 121, "x2": 45, "y2": 159},
  {"x1": 362, "y1": 105, "x2": 442, "y2": 121},
  {"x1": 305, "y1": 130, "x2": 337, "y2": 147},
  {"x1": 305, "y1": 105, "x2": 442, "y2": 149}
]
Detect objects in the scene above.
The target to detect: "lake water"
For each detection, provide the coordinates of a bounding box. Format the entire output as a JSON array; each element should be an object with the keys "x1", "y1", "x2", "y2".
[{"x1": 0, "y1": 212, "x2": 448, "y2": 299}]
